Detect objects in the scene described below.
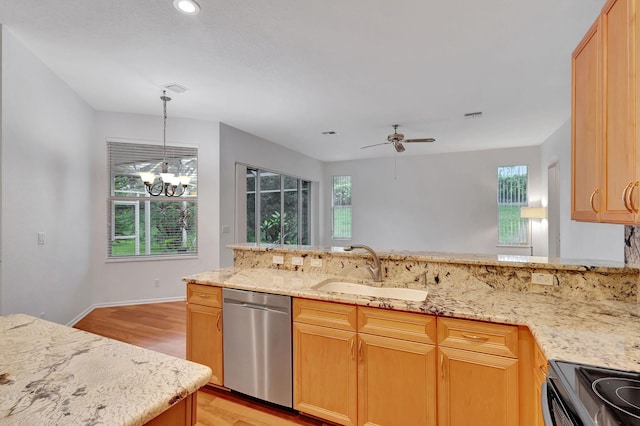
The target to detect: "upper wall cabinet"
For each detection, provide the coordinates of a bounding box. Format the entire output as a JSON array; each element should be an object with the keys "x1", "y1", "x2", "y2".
[{"x1": 572, "y1": 0, "x2": 639, "y2": 224}]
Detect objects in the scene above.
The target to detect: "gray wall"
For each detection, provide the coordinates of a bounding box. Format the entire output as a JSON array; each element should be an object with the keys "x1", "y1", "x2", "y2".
[
  {"x1": 324, "y1": 146, "x2": 544, "y2": 256},
  {"x1": 1, "y1": 28, "x2": 94, "y2": 323},
  {"x1": 219, "y1": 123, "x2": 325, "y2": 266}
]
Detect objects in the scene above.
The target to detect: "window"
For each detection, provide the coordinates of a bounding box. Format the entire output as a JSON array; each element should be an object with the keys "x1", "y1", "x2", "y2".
[
  {"x1": 332, "y1": 175, "x2": 352, "y2": 240},
  {"x1": 497, "y1": 165, "x2": 528, "y2": 246},
  {"x1": 107, "y1": 141, "x2": 198, "y2": 258},
  {"x1": 246, "y1": 167, "x2": 310, "y2": 245}
]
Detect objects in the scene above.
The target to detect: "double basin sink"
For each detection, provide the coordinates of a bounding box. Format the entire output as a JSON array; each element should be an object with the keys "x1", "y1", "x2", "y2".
[{"x1": 312, "y1": 279, "x2": 428, "y2": 302}]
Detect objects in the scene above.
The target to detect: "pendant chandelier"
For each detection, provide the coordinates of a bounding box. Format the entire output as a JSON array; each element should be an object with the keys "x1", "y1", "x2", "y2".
[{"x1": 139, "y1": 90, "x2": 191, "y2": 197}]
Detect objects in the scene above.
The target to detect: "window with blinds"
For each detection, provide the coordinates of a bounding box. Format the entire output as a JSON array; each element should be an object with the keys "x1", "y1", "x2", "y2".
[
  {"x1": 332, "y1": 175, "x2": 352, "y2": 240},
  {"x1": 107, "y1": 141, "x2": 198, "y2": 258},
  {"x1": 497, "y1": 165, "x2": 528, "y2": 246}
]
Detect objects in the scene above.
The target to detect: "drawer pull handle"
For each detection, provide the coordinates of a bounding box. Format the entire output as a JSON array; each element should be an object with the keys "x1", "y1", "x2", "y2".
[
  {"x1": 358, "y1": 340, "x2": 363, "y2": 361},
  {"x1": 440, "y1": 353, "x2": 445, "y2": 379},
  {"x1": 216, "y1": 313, "x2": 221, "y2": 331},
  {"x1": 462, "y1": 333, "x2": 489, "y2": 342},
  {"x1": 351, "y1": 340, "x2": 355, "y2": 360},
  {"x1": 198, "y1": 294, "x2": 211, "y2": 299}
]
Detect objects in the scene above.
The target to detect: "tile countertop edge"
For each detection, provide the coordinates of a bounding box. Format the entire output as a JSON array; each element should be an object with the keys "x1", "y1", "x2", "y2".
[
  {"x1": 227, "y1": 243, "x2": 636, "y2": 273},
  {"x1": 0, "y1": 314, "x2": 212, "y2": 426},
  {"x1": 184, "y1": 267, "x2": 640, "y2": 373}
]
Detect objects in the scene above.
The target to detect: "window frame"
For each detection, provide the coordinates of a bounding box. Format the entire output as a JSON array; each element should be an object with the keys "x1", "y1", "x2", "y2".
[
  {"x1": 497, "y1": 165, "x2": 529, "y2": 247},
  {"x1": 106, "y1": 139, "x2": 199, "y2": 262},
  {"x1": 245, "y1": 166, "x2": 311, "y2": 246},
  {"x1": 331, "y1": 175, "x2": 352, "y2": 241}
]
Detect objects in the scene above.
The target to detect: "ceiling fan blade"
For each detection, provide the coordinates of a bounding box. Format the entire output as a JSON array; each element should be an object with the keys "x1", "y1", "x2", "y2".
[
  {"x1": 360, "y1": 142, "x2": 391, "y2": 149},
  {"x1": 405, "y1": 138, "x2": 436, "y2": 143},
  {"x1": 394, "y1": 141, "x2": 406, "y2": 153}
]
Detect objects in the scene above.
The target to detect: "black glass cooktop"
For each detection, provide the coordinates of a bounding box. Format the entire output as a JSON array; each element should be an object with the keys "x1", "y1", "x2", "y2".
[{"x1": 550, "y1": 360, "x2": 640, "y2": 426}]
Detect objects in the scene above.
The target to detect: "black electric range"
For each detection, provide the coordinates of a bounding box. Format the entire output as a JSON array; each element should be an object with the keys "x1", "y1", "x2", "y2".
[{"x1": 545, "y1": 359, "x2": 640, "y2": 426}]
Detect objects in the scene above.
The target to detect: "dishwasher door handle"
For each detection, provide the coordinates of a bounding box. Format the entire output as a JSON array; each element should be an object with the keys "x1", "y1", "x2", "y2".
[{"x1": 224, "y1": 299, "x2": 289, "y2": 314}]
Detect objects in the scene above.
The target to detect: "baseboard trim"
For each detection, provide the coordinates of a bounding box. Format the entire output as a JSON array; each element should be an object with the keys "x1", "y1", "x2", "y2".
[{"x1": 66, "y1": 296, "x2": 186, "y2": 327}]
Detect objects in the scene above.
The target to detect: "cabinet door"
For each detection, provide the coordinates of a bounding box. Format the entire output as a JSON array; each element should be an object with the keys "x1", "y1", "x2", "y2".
[
  {"x1": 293, "y1": 322, "x2": 357, "y2": 426},
  {"x1": 572, "y1": 17, "x2": 602, "y2": 221},
  {"x1": 600, "y1": 0, "x2": 637, "y2": 222},
  {"x1": 358, "y1": 333, "x2": 437, "y2": 426},
  {"x1": 438, "y1": 347, "x2": 519, "y2": 426},
  {"x1": 186, "y1": 303, "x2": 223, "y2": 386}
]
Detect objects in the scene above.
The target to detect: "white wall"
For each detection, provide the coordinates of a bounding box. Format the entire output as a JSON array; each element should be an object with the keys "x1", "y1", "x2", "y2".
[
  {"x1": 324, "y1": 146, "x2": 543, "y2": 255},
  {"x1": 1, "y1": 28, "x2": 94, "y2": 324},
  {"x1": 90, "y1": 112, "x2": 220, "y2": 306},
  {"x1": 540, "y1": 119, "x2": 623, "y2": 262},
  {"x1": 219, "y1": 123, "x2": 325, "y2": 266}
]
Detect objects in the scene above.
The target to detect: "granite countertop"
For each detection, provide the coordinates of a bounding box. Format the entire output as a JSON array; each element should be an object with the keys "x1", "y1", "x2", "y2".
[
  {"x1": 0, "y1": 314, "x2": 212, "y2": 426},
  {"x1": 184, "y1": 267, "x2": 640, "y2": 373},
  {"x1": 228, "y1": 243, "x2": 635, "y2": 273}
]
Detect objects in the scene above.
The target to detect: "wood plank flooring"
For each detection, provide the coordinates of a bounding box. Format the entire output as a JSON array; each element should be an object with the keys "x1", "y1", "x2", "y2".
[{"x1": 73, "y1": 301, "x2": 331, "y2": 426}]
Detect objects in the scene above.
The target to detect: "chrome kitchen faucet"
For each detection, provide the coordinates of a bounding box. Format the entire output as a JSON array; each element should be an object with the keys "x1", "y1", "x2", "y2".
[{"x1": 344, "y1": 244, "x2": 382, "y2": 282}]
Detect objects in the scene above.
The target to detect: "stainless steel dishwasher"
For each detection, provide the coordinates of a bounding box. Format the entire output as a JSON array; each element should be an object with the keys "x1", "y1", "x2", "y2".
[{"x1": 222, "y1": 288, "x2": 293, "y2": 408}]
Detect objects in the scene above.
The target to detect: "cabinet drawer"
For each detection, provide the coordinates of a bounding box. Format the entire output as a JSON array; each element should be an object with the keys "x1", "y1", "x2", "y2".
[
  {"x1": 293, "y1": 298, "x2": 357, "y2": 331},
  {"x1": 358, "y1": 307, "x2": 436, "y2": 344},
  {"x1": 187, "y1": 284, "x2": 222, "y2": 308},
  {"x1": 437, "y1": 317, "x2": 518, "y2": 358}
]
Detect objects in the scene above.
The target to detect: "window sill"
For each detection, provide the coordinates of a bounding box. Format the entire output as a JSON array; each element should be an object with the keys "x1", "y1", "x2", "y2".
[{"x1": 106, "y1": 254, "x2": 198, "y2": 263}]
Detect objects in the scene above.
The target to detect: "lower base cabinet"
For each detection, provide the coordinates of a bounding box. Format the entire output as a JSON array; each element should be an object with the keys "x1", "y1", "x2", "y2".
[
  {"x1": 358, "y1": 333, "x2": 437, "y2": 426},
  {"x1": 186, "y1": 284, "x2": 224, "y2": 386},
  {"x1": 293, "y1": 321, "x2": 358, "y2": 425},
  {"x1": 293, "y1": 299, "x2": 437, "y2": 426},
  {"x1": 437, "y1": 347, "x2": 519, "y2": 426}
]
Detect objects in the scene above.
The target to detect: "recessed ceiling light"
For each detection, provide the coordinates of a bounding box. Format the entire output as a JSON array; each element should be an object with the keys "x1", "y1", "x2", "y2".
[{"x1": 173, "y1": 0, "x2": 200, "y2": 15}]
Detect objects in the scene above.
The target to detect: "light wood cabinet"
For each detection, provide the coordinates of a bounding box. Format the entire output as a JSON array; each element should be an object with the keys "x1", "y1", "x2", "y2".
[
  {"x1": 293, "y1": 300, "x2": 437, "y2": 426},
  {"x1": 293, "y1": 299, "x2": 358, "y2": 425},
  {"x1": 572, "y1": 0, "x2": 640, "y2": 224},
  {"x1": 572, "y1": 17, "x2": 602, "y2": 221},
  {"x1": 532, "y1": 339, "x2": 548, "y2": 426},
  {"x1": 186, "y1": 284, "x2": 223, "y2": 386},
  {"x1": 437, "y1": 318, "x2": 519, "y2": 426},
  {"x1": 357, "y1": 307, "x2": 437, "y2": 426}
]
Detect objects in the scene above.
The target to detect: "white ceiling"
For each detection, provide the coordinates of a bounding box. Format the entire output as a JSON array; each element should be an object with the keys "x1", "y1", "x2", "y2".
[{"x1": 0, "y1": 0, "x2": 604, "y2": 162}]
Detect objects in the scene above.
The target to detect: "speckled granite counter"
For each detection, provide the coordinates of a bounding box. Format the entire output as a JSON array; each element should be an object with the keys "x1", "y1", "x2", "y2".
[
  {"x1": 184, "y1": 267, "x2": 640, "y2": 373},
  {"x1": 0, "y1": 314, "x2": 212, "y2": 426}
]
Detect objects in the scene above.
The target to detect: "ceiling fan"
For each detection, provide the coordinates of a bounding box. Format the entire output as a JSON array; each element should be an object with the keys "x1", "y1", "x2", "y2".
[{"x1": 361, "y1": 124, "x2": 436, "y2": 153}]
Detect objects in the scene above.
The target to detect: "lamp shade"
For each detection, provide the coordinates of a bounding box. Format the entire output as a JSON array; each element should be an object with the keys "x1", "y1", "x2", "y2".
[{"x1": 520, "y1": 207, "x2": 547, "y2": 219}]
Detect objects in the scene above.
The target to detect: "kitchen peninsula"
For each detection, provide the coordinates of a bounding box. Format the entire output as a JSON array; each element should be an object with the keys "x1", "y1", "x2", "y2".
[
  {"x1": 185, "y1": 244, "x2": 640, "y2": 425},
  {"x1": 0, "y1": 314, "x2": 212, "y2": 425}
]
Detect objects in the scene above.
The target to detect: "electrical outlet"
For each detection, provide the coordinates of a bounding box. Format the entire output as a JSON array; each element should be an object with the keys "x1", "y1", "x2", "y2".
[
  {"x1": 272, "y1": 255, "x2": 285, "y2": 265},
  {"x1": 310, "y1": 258, "x2": 323, "y2": 267},
  {"x1": 154, "y1": 278, "x2": 160, "y2": 288},
  {"x1": 531, "y1": 272, "x2": 554, "y2": 286},
  {"x1": 292, "y1": 256, "x2": 304, "y2": 266},
  {"x1": 38, "y1": 232, "x2": 45, "y2": 245}
]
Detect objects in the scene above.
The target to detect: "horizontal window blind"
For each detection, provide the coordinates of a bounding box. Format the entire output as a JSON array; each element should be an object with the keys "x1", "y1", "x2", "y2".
[
  {"x1": 497, "y1": 165, "x2": 528, "y2": 246},
  {"x1": 107, "y1": 141, "x2": 198, "y2": 258}
]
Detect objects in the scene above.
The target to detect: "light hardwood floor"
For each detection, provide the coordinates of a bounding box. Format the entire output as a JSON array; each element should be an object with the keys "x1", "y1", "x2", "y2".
[{"x1": 74, "y1": 301, "x2": 331, "y2": 426}]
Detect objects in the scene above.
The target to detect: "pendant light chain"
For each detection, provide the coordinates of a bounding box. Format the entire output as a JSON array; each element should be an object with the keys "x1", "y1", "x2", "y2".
[{"x1": 138, "y1": 89, "x2": 191, "y2": 197}]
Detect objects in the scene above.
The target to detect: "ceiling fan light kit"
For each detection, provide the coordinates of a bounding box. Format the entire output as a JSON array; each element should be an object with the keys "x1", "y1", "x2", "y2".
[{"x1": 360, "y1": 124, "x2": 435, "y2": 152}]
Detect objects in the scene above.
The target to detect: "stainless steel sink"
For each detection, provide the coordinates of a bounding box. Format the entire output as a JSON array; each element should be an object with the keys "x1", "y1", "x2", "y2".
[{"x1": 312, "y1": 279, "x2": 428, "y2": 302}]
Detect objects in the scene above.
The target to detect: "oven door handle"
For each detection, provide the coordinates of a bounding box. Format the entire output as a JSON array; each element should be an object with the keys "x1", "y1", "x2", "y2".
[{"x1": 541, "y1": 381, "x2": 555, "y2": 426}]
